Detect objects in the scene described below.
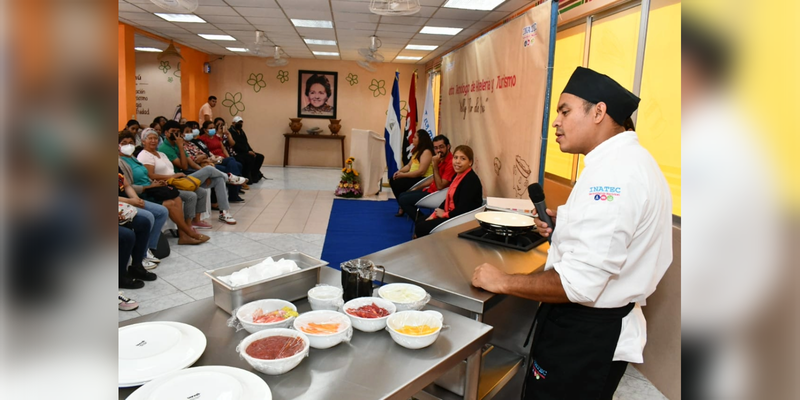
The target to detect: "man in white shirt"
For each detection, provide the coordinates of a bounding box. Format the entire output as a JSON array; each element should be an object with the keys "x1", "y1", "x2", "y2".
[
  {"x1": 199, "y1": 95, "x2": 216, "y2": 123},
  {"x1": 472, "y1": 67, "x2": 672, "y2": 399}
]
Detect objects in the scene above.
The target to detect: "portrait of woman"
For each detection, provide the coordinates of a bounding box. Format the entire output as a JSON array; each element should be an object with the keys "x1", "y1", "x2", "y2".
[{"x1": 298, "y1": 70, "x2": 338, "y2": 119}]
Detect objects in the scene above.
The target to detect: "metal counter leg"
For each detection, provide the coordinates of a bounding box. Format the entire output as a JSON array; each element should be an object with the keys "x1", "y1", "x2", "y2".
[{"x1": 464, "y1": 348, "x2": 482, "y2": 400}]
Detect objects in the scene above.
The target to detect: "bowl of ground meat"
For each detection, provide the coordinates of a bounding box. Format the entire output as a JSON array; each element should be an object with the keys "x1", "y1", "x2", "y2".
[{"x1": 237, "y1": 328, "x2": 310, "y2": 375}]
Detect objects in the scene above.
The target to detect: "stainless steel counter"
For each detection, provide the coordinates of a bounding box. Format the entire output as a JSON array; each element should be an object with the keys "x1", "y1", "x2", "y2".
[
  {"x1": 364, "y1": 220, "x2": 549, "y2": 316},
  {"x1": 118, "y1": 297, "x2": 492, "y2": 400}
]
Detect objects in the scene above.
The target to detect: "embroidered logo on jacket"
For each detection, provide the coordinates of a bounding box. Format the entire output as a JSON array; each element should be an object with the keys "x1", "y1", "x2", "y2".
[
  {"x1": 532, "y1": 360, "x2": 548, "y2": 380},
  {"x1": 590, "y1": 186, "x2": 621, "y2": 201}
]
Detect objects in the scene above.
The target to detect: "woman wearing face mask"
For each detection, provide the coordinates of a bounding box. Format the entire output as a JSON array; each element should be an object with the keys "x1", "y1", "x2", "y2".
[
  {"x1": 414, "y1": 145, "x2": 483, "y2": 238},
  {"x1": 119, "y1": 132, "x2": 210, "y2": 245},
  {"x1": 197, "y1": 120, "x2": 246, "y2": 202},
  {"x1": 301, "y1": 74, "x2": 334, "y2": 115},
  {"x1": 180, "y1": 125, "x2": 215, "y2": 168}
]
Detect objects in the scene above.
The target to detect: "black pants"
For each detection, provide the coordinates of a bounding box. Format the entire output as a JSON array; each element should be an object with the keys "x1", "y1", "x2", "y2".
[
  {"x1": 389, "y1": 176, "x2": 425, "y2": 205},
  {"x1": 415, "y1": 216, "x2": 449, "y2": 237},
  {"x1": 119, "y1": 214, "x2": 152, "y2": 279},
  {"x1": 234, "y1": 152, "x2": 264, "y2": 183},
  {"x1": 523, "y1": 302, "x2": 634, "y2": 400},
  {"x1": 397, "y1": 190, "x2": 429, "y2": 218}
]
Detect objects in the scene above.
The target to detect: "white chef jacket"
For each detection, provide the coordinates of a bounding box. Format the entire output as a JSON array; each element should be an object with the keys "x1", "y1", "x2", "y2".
[{"x1": 543, "y1": 131, "x2": 673, "y2": 363}]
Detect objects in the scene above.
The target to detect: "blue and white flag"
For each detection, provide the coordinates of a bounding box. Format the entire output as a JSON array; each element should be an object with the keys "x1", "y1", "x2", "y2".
[
  {"x1": 384, "y1": 71, "x2": 402, "y2": 177},
  {"x1": 421, "y1": 73, "x2": 437, "y2": 138}
]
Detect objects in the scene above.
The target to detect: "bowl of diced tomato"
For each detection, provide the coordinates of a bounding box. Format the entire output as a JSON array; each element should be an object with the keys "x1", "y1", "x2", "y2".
[
  {"x1": 342, "y1": 297, "x2": 396, "y2": 332},
  {"x1": 236, "y1": 299, "x2": 299, "y2": 334},
  {"x1": 292, "y1": 310, "x2": 352, "y2": 349}
]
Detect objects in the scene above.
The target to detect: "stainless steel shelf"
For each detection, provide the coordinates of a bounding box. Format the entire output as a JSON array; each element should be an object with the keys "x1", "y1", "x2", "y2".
[{"x1": 418, "y1": 346, "x2": 523, "y2": 400}]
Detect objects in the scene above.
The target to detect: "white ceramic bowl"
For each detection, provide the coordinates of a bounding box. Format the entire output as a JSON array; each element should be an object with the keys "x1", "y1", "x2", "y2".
[
  {"x1": 378, "y1": 283, "x2": 430, "y2": 311},
  {"x1": 292, "y1": 310, "x2": 353, "y2": 349},
  {"x1": 307, "y1": 286, "x2": 344, "y2": 311},
  {"x1": 386, "y1": 310, "x2": 444, "y2": 350},
  {"x1": 236, "y1": 299, "x2": 298, "y2": 334},
  {"x1": 237, "y1": 328, "x2": 309, "y2": 375},
  {"x1": 342, "y1": 297, "x2": 396, "y2": 333}
]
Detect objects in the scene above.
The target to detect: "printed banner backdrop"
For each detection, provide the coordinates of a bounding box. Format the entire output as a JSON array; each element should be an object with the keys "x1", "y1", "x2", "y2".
[{"x1": 441, "y1": 1, "x2": 553, "y2": 198}]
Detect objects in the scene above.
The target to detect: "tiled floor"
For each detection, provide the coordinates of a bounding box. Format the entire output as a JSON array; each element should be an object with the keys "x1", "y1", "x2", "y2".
[{"x1": 118, "y1": 166, "x2": 668, "y2": 399}]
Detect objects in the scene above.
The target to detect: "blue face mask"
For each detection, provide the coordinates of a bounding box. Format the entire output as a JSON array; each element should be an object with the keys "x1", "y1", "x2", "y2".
[
  {"x1": 208, "y1": 129, "x2": 216, "y2": 136},
  {"x1": 184, "y1": 133, "x2": 195, "y2": 140},
  {"x1": 192, "y1": 129, "x2": 200, "y2": 136}
]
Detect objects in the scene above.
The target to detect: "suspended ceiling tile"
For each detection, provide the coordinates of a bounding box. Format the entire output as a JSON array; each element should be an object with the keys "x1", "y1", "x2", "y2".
[
  {"x1": 496, "y1": 0, "x2": 535, "y2": 12},
  {"x1": 245, "y1": 16, "x2": 293, "y2": 27},
  {"x1": 332, "y1": 12, "x2": 380, "y2": 23},
  {"x1": 481, "y1": 10, "x2": 510, "y2": 22},
  {"x1": 194, "y1": 5, "x2": 240, "y2": 16},
  {"x1": 176, "y1": 24, "x2": 225, "y2": 33},
  {"x1": 378, "y1": 15, "x2": 429, "y2": 25},
  {"x1": 232, "y1": 6, "x2": 282, "y2": 17},
  {"x1": 376, "y1": 24, "x2": 423, "y2": 33},
  {"x1": 215, "y1": 24, "x2": 255, "y2": 31},
  {"x1": 296, "y1": 27, "x2": 337, "y2": 39},
  {"x1": 202, "y1": 15, "x2": 251, "y2": 24},
  {"x1": 119, "y1": 12, "x2": 162, "y2": 21},
  {"x1": 420, "y1": 0, "x2": 447, "y2": 6},
  {"x1": 336, "y1": 28, "x2": 378, "y2": 37},
  {"x1": 283, "y1": 9, "x2": 334, "y2": 20},
  {"x1": 136, "y1": 20, "x2": 181, "y2": 29},
  {"x1": 277, "y1": 0, "x2": 331, "y2": 10},
  {"x1": 336, "y1": 22, "x2": 379, "y2": 31},
  {"x1": 432, "y1": 8, "x2": 489, "y2": 21},
  {"x1": 425, "y1": 17, "x2": 475, "y2": 28},
  {"x1": 224, "y1": 0, "x2": 278, "y2": 6},
  {"x1": 330, "y1": 1, "x2": 372, "y2": 14},
  {"x1": 118, "y1": 3, "x2": 147, "y2": 13}
]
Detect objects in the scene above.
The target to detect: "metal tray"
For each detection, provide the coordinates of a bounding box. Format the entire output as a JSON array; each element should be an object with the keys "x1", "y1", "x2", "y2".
[{"x1": 204, "y1": 251, "x2": 328, "y2": 314}]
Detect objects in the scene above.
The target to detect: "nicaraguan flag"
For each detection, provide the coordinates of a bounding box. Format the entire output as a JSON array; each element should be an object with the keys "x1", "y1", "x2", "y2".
[
  {"x1": 421, "y1": 73, "x2": 437, "y2": 139},
  {"x1": 384, "y1": 71, "x2": 402, "y2": 177}
]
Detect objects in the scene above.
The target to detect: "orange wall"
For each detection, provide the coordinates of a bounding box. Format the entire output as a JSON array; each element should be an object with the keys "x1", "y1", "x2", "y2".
[
  {"x1": 117, "y1": 22, "x2": 210, "y2": 127},
  {"x1": 118, "y1": 23, "x2": 136, "y2": 129}
]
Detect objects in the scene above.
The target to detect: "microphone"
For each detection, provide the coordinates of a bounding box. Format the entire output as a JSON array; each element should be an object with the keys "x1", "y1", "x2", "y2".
[{"x1": 528, "y1": 183, "x2": 554, "y2": 242}]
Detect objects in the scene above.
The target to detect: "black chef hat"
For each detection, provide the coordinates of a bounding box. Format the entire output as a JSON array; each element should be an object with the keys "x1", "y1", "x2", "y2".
[{"x1": 562, "y1": 67, "x2": 640, "y2": 126}]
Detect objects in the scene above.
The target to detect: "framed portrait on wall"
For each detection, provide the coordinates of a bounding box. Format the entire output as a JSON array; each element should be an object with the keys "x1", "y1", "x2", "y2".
[{"x1": 297, "y1": 70, "x2": 338, "y2": 119}]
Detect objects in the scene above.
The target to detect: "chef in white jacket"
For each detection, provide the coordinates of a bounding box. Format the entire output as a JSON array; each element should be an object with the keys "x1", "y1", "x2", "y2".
[{"x1": 472, "y1": 67, "x2": 672, "y2": 400}]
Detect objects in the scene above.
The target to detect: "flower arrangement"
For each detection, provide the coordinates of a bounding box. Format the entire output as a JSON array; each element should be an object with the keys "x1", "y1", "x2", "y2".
[{"x1": 335, "y1": 157, "x2": 363, "y2": 198}]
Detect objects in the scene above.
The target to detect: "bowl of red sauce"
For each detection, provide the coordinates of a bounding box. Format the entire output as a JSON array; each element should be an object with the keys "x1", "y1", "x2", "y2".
[
  {"x1": 237, "y1": 328, "x2": 310, "y2": 375},
  {"x1": 342, "y1": 297, "x2": 396, "y2": 332},
  {"x1": 236, "y1": 299, "x2": 298, "y2": 334}
]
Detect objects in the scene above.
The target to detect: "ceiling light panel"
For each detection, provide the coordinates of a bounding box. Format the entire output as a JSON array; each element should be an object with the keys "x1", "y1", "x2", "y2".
[
  {"x1": 154, "y1": 13, "x2": 207, "y2": 23},
  {"x1": 291, "y1": 19, "x2": 333, "y2": 28},
  {"x1": 405, "y1": 44, "x2": 438, "y2": 50},
  {"x1": 443, "y1": 0, "x2": 506, "y2": 11},
  {"x1": 226, "y1": 47, "x2": 249, "y2": 52},
  {"x1": 134, "y1": 47, "x2": 163, "y2": 52},
  {"x1": 304, "y1": 39, "x2": 337, "y2": 46},
  {"x1": 198, "y1": 34, "x2": 237, "y2": 41},
  {"x1": 396, "y1": 56, "x2": 423, "y2": 60},
  {"x1": 312, "y1": 51, "x2": 339, "y2": 56},
  {"x1": 420, "y1": 26, "x2": 463, "y2": 35}
]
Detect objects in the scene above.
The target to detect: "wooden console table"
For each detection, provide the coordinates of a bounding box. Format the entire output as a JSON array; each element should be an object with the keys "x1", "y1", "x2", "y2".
[{"x1": 283, "y1": 133, "x2": 346, "y2": 168}]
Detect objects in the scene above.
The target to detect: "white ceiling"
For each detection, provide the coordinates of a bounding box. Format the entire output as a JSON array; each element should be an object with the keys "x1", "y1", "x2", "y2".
[{"x1": 121, "y1": 0, "x2": 536, "y2": 64}]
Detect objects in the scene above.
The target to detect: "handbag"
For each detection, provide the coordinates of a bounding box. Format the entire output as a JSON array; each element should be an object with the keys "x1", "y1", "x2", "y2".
[
  {"x1": 167, "y1": 176, "x2": 201, "y2": 191},
  {"x1": 118, "y1": 202, "x2": 138, "y2": 225},
  {"x1": 144, "y1": 185, "x2": 180, "y2": 202}
]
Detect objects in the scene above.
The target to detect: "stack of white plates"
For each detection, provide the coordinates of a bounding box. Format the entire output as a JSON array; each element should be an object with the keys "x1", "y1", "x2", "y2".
[
  {"x1": 127, "y1": 366, "x2": 271, "y2": 400},
  {"x1": 119, "y1": 322, "x2": 207, "y2": 387}
]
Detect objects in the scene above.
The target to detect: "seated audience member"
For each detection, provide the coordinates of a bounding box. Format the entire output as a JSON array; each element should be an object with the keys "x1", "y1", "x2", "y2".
[
  {"x1": 152, "y1": 115, "x2": 167, "y2": 131},
  {"x1": 121, "y1": 119, "x2": 143, "y2": 155},
  {"x1": 118, "y1": 166, "x2": 169, "y2": 267},
  {"x1": 118, "y1": 203, "x2": 156, "y2": 289},
  {"x1": 389, "y1": 130, "x2": 435, "y2": 216},
  {"x1": 149, "y1": 121, "x2": 164, "y2": 146},
  {"x1": 414, "y1": 145, "x2": 483, "y2": 238},
  {"x1": 180, "y1": 124, "x2": 245, "y2": 203},
  {"x1": 119, "y1": 292, "x2": 138, "y2": 311},
  {"x1": 228, "y1": 116, "x2": 265, "y2": 183},
  {"x1": 119, "y1": 132, "x2": 209, "y2": 245},
  {"x1": 146, "y1": 121, "x2": 244, "y2": 225},
  {"x1": 397, "y1": 134, "x2": 455, "y2": 220},
  {"x1": 196, "y1": 120, "x2": 247, "y2": 200}
]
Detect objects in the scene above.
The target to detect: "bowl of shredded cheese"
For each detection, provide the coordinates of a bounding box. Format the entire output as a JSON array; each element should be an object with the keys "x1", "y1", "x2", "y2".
[{"x1": 385, "y1": 310, "x2": 444, "y2": 349}]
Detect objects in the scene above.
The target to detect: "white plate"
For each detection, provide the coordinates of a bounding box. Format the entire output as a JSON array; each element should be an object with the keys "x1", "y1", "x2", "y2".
[
  {"x1": 475, "y1": 211, "x2": 535, "y2": 228},
  {"x1": 119, "y1": 321, "x2": 207, "y2": 387},
  {"x1": 127, "y1": 366, "x2": 272, "y2": 400}
]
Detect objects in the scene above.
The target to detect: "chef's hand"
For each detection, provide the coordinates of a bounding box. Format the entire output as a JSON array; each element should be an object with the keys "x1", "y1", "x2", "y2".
[
  {"x1": 472, "y1": 263, "x2": 508, "y2": 294},
  {"x1": 535, "y1": 208, "x2": 557, "y2": 237}
]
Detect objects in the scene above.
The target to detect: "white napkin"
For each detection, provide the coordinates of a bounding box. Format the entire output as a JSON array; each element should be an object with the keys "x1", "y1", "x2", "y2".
[{"x1": 220, "y1": 257, "x2": 300, "y2": 287}]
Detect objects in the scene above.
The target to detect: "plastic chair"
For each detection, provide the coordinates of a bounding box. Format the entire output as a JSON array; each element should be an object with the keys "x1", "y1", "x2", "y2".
[
  {"x1": 414, "y1": 187, "x2": 449, "y2": 220},
  {"x1": 408, "y1": 176, "x2": 433, "y2": 192}
]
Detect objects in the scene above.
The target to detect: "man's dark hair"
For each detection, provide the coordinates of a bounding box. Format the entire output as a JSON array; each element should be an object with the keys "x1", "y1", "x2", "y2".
[
  {"x1": 209, "y1": 95, "x2": 217, "y2": 101},
  {"x1": 187, "y1": 121, "x2": 200, "y2": 129},
  {"x1": 163, "y1": 120, "x2": 181, "y2": 132},
  {"x1": 623, "y1": 117, "x2": 636, "y2": 131},
  {"x1": 153, "y1": 116, "x2": 167, "y2": 126},
  {"x1": 118, "y1": 131, "x2": 136, "y2": 144},
  {"x1": 304, "y1": 74, "x2": 332, "y2": 98},
  {"x1": 126, "y1": 119, "x2": 139, "y2": 128},
  {"x1": 682, "y1": 16, "x2": 731, "y2": 84},
  {"x1": 432, "y1": 134, "x2": 450, "y2": 146}
]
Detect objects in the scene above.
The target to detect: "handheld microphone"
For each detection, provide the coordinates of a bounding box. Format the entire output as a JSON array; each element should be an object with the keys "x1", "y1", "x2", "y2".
[{"x1": 528, "y1": 183, "x2": 554, "y2": 242}]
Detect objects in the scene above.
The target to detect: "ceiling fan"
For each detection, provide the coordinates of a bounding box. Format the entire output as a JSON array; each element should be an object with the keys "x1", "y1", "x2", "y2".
[
  {"x1": 158, "y1": 41, "x2": 184, "y2": 61},
  {"x1": 358, "y1": 35, "x2": 385, "y2": 63},
  {"x1": 369, "y1": 0, "x2": 421, "y2": 16},
  {"x1": 266, "y1": 45, "x2": 289, "y2": 67},
  {"x1": 247, "y1": 31, "x2": 271, "y2": 57},
  {"x1": 357, "y1": 60, "x2": 376, "y2": 72},
  {"x1": 150, "y1": 0, "x2": 198, "y2": 13}
]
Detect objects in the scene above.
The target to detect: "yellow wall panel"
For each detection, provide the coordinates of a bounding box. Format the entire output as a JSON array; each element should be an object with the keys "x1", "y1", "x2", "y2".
[
  {"x1": 545, "y1": 24, "x2": 585, "y2": 180},
  {"x1": 639, "y1": 0, "x2": 682, "y2": 215}
]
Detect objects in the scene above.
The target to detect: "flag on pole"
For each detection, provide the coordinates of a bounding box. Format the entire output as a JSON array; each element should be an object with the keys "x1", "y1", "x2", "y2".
[
  {"x1": 421, "y1": 73, "x2": 437, "y2": 139},
  {"x1": 402, "y1": 71, "x2": 418, "y2": 165},
  {"x1": 384, "y1": 71, "x2": 402, "y2": 177}
]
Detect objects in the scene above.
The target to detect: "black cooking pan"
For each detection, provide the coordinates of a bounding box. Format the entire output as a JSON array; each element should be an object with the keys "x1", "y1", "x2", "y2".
[{"x1": 475, "y1": 211, "x2": 537, "y2": 237}]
